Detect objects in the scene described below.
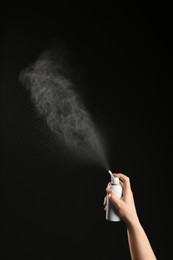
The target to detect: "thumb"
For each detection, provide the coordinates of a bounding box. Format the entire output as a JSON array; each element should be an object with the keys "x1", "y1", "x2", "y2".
[{"x1": 106, "y1": 189, "x2": 120, "y2": 207}]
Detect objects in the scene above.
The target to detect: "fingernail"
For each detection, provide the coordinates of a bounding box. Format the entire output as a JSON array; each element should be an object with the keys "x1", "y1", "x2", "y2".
[{"x1": 108, "y1": 193, "x2": 111, "y2": 198}]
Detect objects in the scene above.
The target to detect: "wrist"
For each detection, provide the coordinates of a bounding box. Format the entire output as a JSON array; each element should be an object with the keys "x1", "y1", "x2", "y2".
[{"x1": 125, "y1": 215, "x2": 141, "y2": 230}]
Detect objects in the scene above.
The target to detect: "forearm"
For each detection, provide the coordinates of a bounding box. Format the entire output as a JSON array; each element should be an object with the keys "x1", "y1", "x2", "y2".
[{"x1": 126, "y1": 219, "x2": 157, "y2": 260}]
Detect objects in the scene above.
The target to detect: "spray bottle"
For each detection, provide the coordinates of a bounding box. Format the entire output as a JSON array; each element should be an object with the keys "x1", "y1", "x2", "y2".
[{"x1": 106, "y1": 170, "x2": 123, "y2": 222}]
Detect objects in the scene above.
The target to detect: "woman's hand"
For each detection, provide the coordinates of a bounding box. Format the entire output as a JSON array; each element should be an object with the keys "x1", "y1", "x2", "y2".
[{"x1": 104, "y1": 173, "x2": 139, "y2": 226}]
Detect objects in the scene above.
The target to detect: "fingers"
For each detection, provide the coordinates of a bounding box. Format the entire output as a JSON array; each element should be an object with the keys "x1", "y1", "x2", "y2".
[
  {"x1": 103, "y1": 195, "x2": 107, "y2": 206},
  {"x1": 104, "y1": 173, "x2": 130, "y2": 210},
  {"x1": 103, "y1": 195, "x2": 107, "y2": 210}
]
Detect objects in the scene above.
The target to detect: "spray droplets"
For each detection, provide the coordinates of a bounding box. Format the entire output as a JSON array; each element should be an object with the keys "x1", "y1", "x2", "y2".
[{"x1": 19, "y1": 45, "x2": 108, "y2": 168}]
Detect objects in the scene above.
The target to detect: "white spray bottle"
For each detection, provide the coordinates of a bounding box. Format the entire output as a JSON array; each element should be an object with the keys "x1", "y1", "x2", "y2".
[{"x1": 106, "y1": 170, "x2": 123, "y2": 222}]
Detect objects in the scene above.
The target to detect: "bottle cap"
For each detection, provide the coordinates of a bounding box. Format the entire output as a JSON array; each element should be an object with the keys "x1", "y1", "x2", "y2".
[{"x1": 111, "y1": 176, "x2": 120, "y2": 184}]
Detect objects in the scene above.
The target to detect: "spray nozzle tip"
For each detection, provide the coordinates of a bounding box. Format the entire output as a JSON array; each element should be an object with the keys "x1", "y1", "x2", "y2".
[
  {"x1": 108, "y1": 170, "x2": 114, "y2": 183},
  {"x1": 108, "y1": 170, "x2": 112, "y2": 175}
]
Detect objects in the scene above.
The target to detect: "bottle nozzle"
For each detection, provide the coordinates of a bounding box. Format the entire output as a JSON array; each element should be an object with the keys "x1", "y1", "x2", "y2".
[
  {"x1": 108, "y1": 170, "x2": 120, "y2": 184},
  {"x1": 108, "y1": 170, "x2": 112, "y2": 175}
]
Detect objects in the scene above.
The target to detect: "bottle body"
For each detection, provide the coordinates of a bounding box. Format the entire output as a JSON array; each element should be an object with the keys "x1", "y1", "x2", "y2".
[{"x1": 106, "y1": 182, "x2": 122, "y2": 222}]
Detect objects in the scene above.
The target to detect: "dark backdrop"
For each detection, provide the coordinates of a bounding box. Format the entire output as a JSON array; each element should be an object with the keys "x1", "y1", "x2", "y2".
[{"x1": 2, "y1": 5, "x2": 172, "y2": 259}]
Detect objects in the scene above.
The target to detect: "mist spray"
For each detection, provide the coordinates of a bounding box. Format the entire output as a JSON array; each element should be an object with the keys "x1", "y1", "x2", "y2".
[{"x1": 106, "y1": 170, "x2": 123, "y2": 222}]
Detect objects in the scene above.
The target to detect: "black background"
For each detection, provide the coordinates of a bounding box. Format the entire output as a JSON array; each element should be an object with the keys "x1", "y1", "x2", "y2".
[{"x1": 2, "y1": 5, "x2": 172, "y2": 259}]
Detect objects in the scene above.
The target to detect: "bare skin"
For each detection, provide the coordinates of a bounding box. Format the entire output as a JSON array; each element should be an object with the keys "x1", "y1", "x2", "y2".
[{"x1": 104, "y1": 173, "x2": 157, "y2": 260}]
